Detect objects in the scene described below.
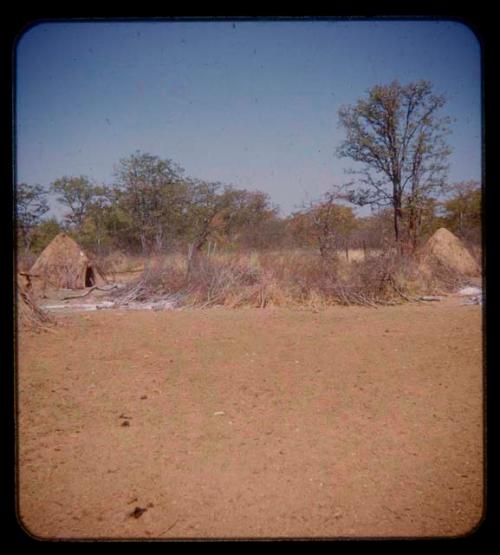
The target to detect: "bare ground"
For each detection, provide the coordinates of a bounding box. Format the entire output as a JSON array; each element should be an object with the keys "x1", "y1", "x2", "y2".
[{"x1": 17, "y1": 297, "x2": 484, "y2": 539}]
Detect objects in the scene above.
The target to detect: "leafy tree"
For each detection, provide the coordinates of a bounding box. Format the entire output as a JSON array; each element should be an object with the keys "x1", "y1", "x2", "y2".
[
  {"x1": 78, "y1": 186, "x2": 117, "y2": 254},
  {"x1": 185, "y1": 181, "x2": 238, "y2": 254},
  {"x1": 182, "y1": 181, "x2": 276, "y2": 260},
  {"x1": 231, "y1": 192, "x2": 284, "y2": 250},
  {"x1": 30, "y1": 218, "x2": 63, "y2": 254},
  {"x1": 16, "y1": 182, "x2": 49, "y2": 250},
  {"x1": 114, "y1": 152, "x2": 187, "y2": 253},
  {"x1": 50, "y1": 176, "x2": 101, "y2": 229},
  {"x1": 440, "y1": 180, "x2": 481, "y2": 242},
  {"x1": 337, "y1": 80, "x2": 452, "y2": 251}
]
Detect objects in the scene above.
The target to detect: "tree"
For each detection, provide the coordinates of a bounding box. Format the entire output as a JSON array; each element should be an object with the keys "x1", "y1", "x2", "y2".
[
  {"x1": 230, "y1": 191, "x2": 283, "y2": 250},
  {"x1": 16, "y1": 183, "x2": 49, "y2": 250},
  {"x1": 185, "y1": 181, "x2": 240, "y2": 254},
  {"x1": 114, "y1": 152, "x2": 187, "y2": 253},
  {"x1": 78, "y1": 186, "x2": 116, "y2": 254},
  {"x1": 349, "y1": 211, "x2": 393, "y2": 251},
  {"x1": 440, "y1": 180, "x2": 481, "y2": 242},
  {"x1": 290, "y1": 191, "x2": 357, "y2": 260},
  {"x1": 30, "y1": 218, "x2": 63, "y2": 253},
  {"x1": 337, "y1": 80, "x2": 452, "y2": 252},
  {"x1": 50, "y1": 176, "x2": 101, "y2": 229}
]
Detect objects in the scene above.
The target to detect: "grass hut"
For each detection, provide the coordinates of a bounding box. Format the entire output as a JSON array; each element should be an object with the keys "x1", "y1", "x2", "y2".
[
  {"x1": 418, "y1": 228, "x2": 480, "y2": 277},
  {"x1": 29, "y1": 233, "x2": 107, "y2": 290}
]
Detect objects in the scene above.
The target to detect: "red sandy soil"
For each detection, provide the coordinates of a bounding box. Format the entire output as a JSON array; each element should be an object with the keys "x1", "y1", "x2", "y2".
[{"x1": 17, "y1": 297, "x2": 484, "y2": 539}]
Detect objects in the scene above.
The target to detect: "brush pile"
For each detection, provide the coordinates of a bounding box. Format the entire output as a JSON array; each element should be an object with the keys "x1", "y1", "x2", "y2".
[
  {"x1": 17, "y1": 274, "x2": 54, "y2": 331},
  {"x1": 104, "y1": 228, "x2": 482, "y2": 310},
  {"x1": 109, "y1": 249, "x2": 424, "y2": 309}
]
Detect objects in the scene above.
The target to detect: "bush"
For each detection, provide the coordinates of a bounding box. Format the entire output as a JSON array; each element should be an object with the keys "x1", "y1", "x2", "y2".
[{"x1": 110, "y1": 244, "x2": 477, "y2": 309}]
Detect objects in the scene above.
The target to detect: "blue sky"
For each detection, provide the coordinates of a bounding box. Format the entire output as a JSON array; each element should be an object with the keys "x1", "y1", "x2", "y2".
[{"x1": 15, "y1": 19, "x2": 482, "y2": 218}]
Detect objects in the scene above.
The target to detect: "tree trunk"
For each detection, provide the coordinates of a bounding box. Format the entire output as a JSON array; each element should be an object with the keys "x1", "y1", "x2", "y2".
[
  {"x1": 154, "y1": 226, "x2": 164, "y2": 253},
  {"x1": 393, "y1": 202, "x2": 403, "y2": 251},
  {"x1": 140, "y1": 231, "x2": 148, "y2": 255},
  {"x1": 406, "y1": 203, "x2": 422, "y2": 255}
]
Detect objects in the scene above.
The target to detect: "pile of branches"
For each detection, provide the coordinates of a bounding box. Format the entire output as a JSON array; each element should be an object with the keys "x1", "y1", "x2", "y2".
[
  {"x1": 109, "y1": 247, "x2": 467, "y2": 310},
  {"x1": 293, "y1": 249, "x2": 423, "y2": 308},
  {"x1": 111, "y1": 263, "x2": 188, "y2": 307},
  {"x1": 111, "y1": 254, "x2": 269, "y2": 309},
  {"x1": 17, "y1": 281, "x2": 54, "y2": 331},
  {"x1": 184, "y1": 255, "x2": 263, "y2": 308}
]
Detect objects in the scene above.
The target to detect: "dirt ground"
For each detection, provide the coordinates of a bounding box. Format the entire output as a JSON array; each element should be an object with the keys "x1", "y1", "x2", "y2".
[{"x1": 17, "y1": 297, "x2": 484, "y2": 539}]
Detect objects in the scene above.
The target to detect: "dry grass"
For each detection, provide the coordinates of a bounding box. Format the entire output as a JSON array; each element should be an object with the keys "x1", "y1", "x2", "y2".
[
  {"x1": 108, "y1": 246, "x2": 473, "y2": 309},
  {"x1": 17, "y1": 251, "x2": 39, "y2": 273},
  {"x1": 17, "y1": 275, "x2": 54, "y2": 332},
  {"x1": 95, "y1": 251, "x2": 148, "y2": 276}
]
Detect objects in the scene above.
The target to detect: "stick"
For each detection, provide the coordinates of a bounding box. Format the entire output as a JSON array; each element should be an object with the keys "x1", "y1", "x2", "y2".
[
  {"x1": 389, "y1": 278, "x2": 413, "y2": 302},
  {"x1": 62, "y1": 284, "x2": 119, "y2": 300},
  {"x1": 62, "y1": 286, "x2": 97, "y2": 300},
  {"x1": 159, "y1": 519, "x2": 179, "y2": 535}
]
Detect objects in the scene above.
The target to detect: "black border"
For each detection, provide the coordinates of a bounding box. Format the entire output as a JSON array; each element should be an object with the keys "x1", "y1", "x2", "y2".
[{"x1": 3, "y1": 10, "x2": 495, "y2": 546}]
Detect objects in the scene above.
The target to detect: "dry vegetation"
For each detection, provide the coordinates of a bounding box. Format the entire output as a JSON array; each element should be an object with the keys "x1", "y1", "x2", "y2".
[
  {"x1": 107, "y1": 242, "x2": 477, "y2": 311},
  {"x1": 16, "y1": 276, "x2": 54, "y2": 332}
]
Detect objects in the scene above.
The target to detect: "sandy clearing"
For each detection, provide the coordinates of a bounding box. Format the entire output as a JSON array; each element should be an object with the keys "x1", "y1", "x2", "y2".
[{"x1": 17, "y1": 299, "x2": 484, "y2": 539}]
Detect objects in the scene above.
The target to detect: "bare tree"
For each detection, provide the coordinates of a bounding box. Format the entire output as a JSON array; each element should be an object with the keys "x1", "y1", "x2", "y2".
[{"x1": 337, "y1": 80, "x2": 452, "y2": 252}]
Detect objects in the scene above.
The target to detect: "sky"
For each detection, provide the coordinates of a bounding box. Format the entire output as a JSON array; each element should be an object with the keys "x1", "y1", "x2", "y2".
[{"x1": 15, "y1": 19, "x2": 482, "y2": 218}]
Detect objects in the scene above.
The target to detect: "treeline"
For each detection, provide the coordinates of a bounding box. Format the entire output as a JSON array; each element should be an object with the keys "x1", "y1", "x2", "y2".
[
  {"x1": 16, "y1": 150, "x2": 481, "y2": 260},
  {"x1": 16, "y1": 80, "x2": 482, "y2": 263}
]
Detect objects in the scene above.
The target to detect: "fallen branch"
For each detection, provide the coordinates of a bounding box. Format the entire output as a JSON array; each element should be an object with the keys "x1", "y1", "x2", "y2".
[
  {"x1": 389, "y1": 278, "x2": 413, "y2": 302},
  {"x1": 352, "y1": 292, "x2": 379, "y2": 308},
  {"x1": 62, "y1": 284, "x2": 119, "y2": 300}
]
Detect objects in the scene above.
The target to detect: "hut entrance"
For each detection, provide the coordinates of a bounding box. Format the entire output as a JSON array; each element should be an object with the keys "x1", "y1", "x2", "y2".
[{"x1": 85, "y1": 267, "x2": 96, "y2": 287}]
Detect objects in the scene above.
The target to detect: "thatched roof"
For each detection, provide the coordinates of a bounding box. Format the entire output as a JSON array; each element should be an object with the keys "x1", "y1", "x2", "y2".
[
  {"x1": 29, "y1": 233, "x2": 107, "y2": 290},
  {"x1": 419, "y1": 228, "x2": 480, "y2": 277}
]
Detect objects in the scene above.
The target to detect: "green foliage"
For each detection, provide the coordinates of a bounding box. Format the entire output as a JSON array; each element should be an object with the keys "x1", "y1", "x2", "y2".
[
  {"x1": 29, "y1": 218, "x2": 63, "y2": 254},
  {"x1": 50, "y1": 176, "x2": 102, "y2": 228},
  {"x1": 19, "y1": 142, "x2": 479, "y2": 263},
  {"x1": 440, "y1": 181, "x2": 481, "y2": 242},
  {"x1": 114, "y1": 151, "x2": 188, "y2": 253},
  {"x1": 175, "y1": 180, "x2": 275, "y2": 252},
  {"x1": 16, "y1": 182, "x2": 49, "y2": 249}
]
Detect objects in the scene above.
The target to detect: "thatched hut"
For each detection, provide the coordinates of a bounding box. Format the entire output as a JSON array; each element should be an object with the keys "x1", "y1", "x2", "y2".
[
  {"x1": 29, "y1": 233, "x2": 107, "y2": 290},
  {"x1": 418, "y1": 228, "x2": 480, "y2": 277}
]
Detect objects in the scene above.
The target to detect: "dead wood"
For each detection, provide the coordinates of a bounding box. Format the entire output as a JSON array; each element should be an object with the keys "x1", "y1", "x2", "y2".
[{"x1": 62, "y1": 284, "x2": 119, "y2": 300}]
